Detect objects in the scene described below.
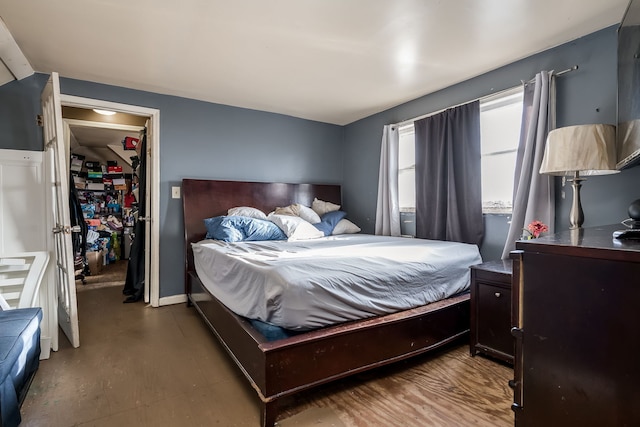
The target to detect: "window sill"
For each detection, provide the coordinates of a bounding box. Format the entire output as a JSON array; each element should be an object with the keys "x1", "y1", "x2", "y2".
[
  {"x1": 482, "y1": 207, "x2": 512, "y2": 215},
  {"x1": 482, "y1": 211, "x2": 512, "y2": 216}
]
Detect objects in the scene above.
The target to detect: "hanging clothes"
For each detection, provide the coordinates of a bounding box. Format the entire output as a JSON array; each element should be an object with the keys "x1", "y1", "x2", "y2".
[
  {"x1": 123, "y1": 129, "x2": 147, "y2": 303},
  {"x1": 69, "y1": 175, "x2": 89, "y2": 280}
]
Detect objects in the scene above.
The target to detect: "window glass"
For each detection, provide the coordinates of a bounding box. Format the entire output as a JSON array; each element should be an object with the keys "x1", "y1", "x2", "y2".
[
  {"x1": 398, "y1": 124, "x2": 415, "y2": 212},
  {"x1": 479, "y1": 88, "x2": 523, "y2": 213}
]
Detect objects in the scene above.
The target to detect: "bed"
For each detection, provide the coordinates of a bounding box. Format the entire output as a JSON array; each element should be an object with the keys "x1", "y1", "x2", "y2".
[{"x1": 182, "y1": 178, "x2": 481, "y2": 427}]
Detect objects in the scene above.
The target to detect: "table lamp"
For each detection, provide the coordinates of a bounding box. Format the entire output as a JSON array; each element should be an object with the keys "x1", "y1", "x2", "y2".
[{"x1": 539, "y1": 124, "x2": 619, "y2": 229}]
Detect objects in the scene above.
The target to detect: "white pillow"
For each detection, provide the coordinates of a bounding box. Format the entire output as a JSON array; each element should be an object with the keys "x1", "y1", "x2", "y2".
[
  {"x1": 269, "y1": 214, "x2": 324, "y2": 241},
  {"x1": 227, "y1": 206, "x2": 267, "y2": 220},
  {"x1": 332, "y1": 218, "x2": 361, "y2": 235},
  {"x1": 273, "y1": 203, "x2": 321, "y2": 224},
  {"x1": 297, "y1": 204, "x2": 321, "y2": 224},
  {"x1": 311, "y1": 198, "x2": 341, "y2": 216}
]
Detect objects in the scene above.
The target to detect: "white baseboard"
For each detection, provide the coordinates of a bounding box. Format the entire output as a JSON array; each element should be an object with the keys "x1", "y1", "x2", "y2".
[{"x1": 159, "y1": 294, "x2": 187, "y2": 306}]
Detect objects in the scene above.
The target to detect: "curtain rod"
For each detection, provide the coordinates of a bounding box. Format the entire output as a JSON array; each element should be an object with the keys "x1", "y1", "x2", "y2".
[
  {"x1": 524, "y1": 65, "x2": 578, "y2": 84},
  {"x1": 393, "y1": 65, "x2": 579, "y2": 128}
]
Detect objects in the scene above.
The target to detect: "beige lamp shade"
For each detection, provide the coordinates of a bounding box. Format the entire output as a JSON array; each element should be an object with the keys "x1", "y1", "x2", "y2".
[{"x1": 539, "y1": 124, "x2": 619, "y2": 176}]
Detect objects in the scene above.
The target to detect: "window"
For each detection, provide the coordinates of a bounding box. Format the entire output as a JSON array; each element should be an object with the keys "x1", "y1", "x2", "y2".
[
  {"x1": 479, "y1": 88, "x2": 523, "y2": 213},
  {"x1": 398, "y1": 124, "x2": 416, "y2": 212},
  {"x1": 397, "y1": 86, "x2": 523, "y2": 214}
]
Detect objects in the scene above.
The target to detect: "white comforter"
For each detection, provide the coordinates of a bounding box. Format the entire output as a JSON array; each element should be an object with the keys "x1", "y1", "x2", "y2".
[{"x1": 192, "y1": 234, "x2": 482, "y2": 331}]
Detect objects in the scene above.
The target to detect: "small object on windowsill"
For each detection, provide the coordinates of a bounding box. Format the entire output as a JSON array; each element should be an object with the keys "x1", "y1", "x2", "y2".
[{"x1": 521, "y1": 220, "x2": 548, "y2": 240}]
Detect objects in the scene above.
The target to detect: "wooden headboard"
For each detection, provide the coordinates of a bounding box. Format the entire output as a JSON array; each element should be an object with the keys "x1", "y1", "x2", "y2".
[{"x1": 182, "y1": 178, "x2": 342, "y2": 290}]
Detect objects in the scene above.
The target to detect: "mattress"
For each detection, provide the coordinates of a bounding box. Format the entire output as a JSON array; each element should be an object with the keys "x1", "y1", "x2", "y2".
[
  {"x1": 192, "y1": 234, "x2": 482, "y2": 331},
  {"x1": 0, "y1": 307, "x2": 42, "y2": 427}
]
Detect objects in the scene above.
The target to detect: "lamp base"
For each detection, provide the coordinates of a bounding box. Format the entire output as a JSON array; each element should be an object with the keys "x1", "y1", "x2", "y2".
[{"x1": 568, "y1": 174, "x2": 585, "y2": 230}]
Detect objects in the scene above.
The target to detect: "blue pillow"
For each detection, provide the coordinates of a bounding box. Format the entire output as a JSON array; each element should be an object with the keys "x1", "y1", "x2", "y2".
[
  {"x1": 204, "y1": 215, "x2": 287, "y2": 242},
  {"x1": 314, "y1": 210, "x2": 347, "y2": 236}
]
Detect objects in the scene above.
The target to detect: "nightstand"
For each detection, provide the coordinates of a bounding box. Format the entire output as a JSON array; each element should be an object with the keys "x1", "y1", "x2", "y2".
[{"x1": 470, "y1": 259, "x2": 513, "y2": 364}]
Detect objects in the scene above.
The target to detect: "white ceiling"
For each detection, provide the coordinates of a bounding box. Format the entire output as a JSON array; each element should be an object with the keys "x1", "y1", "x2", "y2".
[
  {"x1": 0, "y1": 61, "x2": 13, "y2": 86},
  {"x1": 0, "y1": 0, "x2": 631, "y2": 125}
]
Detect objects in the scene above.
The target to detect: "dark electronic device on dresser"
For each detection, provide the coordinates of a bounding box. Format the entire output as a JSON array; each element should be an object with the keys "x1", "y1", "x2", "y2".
[{"x1": 613, "y1": 198, "x2": 640, "y2": 239}]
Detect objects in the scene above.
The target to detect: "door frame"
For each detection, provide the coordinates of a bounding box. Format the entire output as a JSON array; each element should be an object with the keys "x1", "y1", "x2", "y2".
[{"x1": 60, "y1": 95, "x2": 161, "y2": 307}]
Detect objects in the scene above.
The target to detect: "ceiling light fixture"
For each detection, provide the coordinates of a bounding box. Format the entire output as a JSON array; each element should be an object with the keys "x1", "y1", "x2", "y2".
[{"x1": 92, "y1": 109, "x2": 116, "y2": 116}]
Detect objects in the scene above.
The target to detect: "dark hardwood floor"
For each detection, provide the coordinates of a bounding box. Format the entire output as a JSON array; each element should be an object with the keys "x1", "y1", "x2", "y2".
[
  {"x1": 21, "y1": 286, "x2": 513, "y2": 426},
  {"x1": 76, "y1": 259, "x2": 127, "y2": 293}
]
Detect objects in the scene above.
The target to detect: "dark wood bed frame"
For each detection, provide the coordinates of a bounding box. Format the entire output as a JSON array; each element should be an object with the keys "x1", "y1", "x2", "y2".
[{"x1": 182, "y1": 178, "x2": 471, "y2": 426}]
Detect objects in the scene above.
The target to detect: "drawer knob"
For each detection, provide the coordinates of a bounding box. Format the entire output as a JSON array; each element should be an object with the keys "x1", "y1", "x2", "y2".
[{"x1": 494, "y1": 292, "x2": 501, "y2": 298}]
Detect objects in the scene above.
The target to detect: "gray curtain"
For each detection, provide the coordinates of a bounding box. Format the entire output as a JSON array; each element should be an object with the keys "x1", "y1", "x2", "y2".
[
  {"x1": 375, "y1": 124, "x2": 401, "y2": 236},
  {"x1": 501, "y1": 71, "x2": 555, "y2": 259},
  {"x1": 414, "y1": 101, "x2": 483, "y2": 244}
]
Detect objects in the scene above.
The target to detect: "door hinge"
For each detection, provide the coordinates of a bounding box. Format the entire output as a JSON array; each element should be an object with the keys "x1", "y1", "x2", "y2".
[{"x1": 36, "y1": 115, "x2": 43, "y2": 127}]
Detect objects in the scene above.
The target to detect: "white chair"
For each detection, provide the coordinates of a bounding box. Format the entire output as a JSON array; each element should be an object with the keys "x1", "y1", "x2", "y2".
[{"x1": 0, "y1": 251, "x2": 50, "y2": 309}]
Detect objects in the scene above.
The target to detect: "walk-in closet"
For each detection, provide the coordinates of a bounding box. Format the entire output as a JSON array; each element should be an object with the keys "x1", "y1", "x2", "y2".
[{"x1": 64, "y1": 107, "x2": 145, "y2": 294}]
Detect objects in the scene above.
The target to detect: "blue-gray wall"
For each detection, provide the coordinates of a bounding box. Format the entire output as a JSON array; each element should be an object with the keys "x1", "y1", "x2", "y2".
[
  {"x1": 0, "y1": 75, "x2": 46, "y2": 151},
  {"x1": 2, "y1": 25, "x2": 640, "y2": 296},
  {"x1": 0, "y1": 75, "x2": 343, "y2": 298},
  {"x1": 342, "y1": 25, "x2": 640, "y2": 262}
]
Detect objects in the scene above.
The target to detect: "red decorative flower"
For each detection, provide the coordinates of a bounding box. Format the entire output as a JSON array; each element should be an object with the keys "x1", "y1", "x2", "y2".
[{"x1": 526, "y1": 220, "x2": 549, "y2": 239}]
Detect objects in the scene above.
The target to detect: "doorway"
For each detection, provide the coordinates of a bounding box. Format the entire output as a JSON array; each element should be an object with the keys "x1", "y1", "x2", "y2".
[
  {"x1": 63, "y1": 107, "x2": 145, "y2": 294},
  {"x1": 58, "y1": 94, "x2": 161, "y2": 310},
  {"x1": 41, "y1": 74, "x2": 160, "y2": 352}
]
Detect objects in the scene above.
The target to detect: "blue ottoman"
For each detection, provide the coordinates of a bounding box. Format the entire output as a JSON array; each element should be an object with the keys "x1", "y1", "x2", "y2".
[{"x1": 0, "y1": 308, "x2": 42, "y2": 427}]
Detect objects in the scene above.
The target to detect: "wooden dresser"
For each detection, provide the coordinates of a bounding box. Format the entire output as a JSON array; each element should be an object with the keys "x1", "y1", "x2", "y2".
[{"x1": 510, "y1": 224, "x2": 640, "y2": 427}]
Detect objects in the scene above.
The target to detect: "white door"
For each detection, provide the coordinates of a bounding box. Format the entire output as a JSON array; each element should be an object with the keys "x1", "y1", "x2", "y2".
[{"x1": 42, "y1": 72, "x2": 80, "y2": 348}]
